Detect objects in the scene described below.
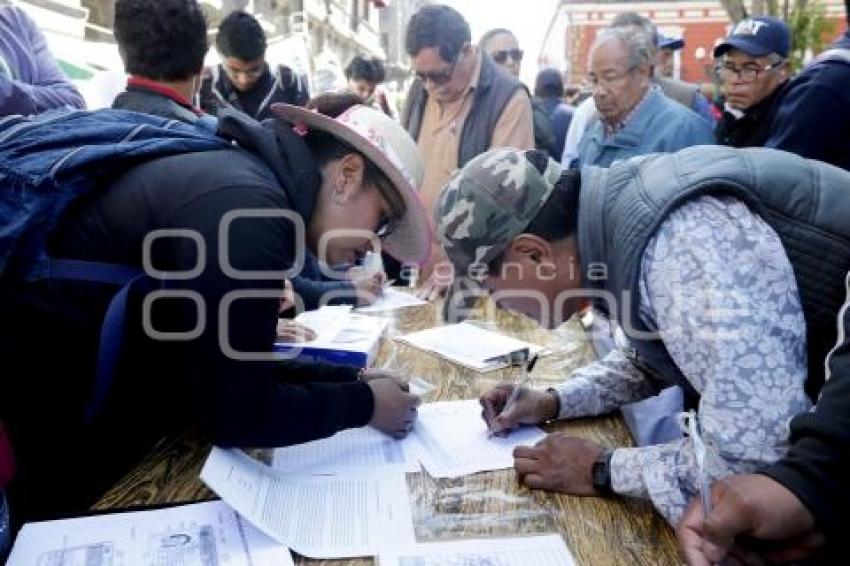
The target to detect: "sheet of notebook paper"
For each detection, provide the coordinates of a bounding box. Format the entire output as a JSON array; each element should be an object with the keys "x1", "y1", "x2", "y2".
[
  {"x1": 378, "y1": 534, "x2": 576, "y2": 566},
  {"x1": 411, "y1": 399, "x2": 546, "y2": 478},
  {"x1": 201, "y1": 447, "x2": 415, "y2": 559},
  {"x1": 6, "y1": 500, "x2": 293, "y2": 566},
  {"x1": 272, "y1": 425, "x2": 420, "y2": 473},
  {"x1": 356, "y1": 288, "x2": 427, "y2": 313},
  {"x1": 397, "y1": 322, "x2": 546, "y2": 371}
]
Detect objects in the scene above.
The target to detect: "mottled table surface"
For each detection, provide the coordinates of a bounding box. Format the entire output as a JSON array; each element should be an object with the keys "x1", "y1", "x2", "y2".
[{"x1": 94, "y1": 299, "x2": 680, "y2": 565}]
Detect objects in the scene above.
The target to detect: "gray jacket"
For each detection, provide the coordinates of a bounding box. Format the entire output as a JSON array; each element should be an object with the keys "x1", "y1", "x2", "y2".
[{"x1": 579, "y1": 145, "x2": 850, "y2": 406}]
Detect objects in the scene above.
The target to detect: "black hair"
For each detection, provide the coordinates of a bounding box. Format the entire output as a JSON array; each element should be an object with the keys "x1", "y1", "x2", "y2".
[
  {"x1": 345, "y1": 54, "x2": 386, "y2": 83},
  {"x1": 611, "y1": 11, "x2": 659, "y2": 47},
  {"x1": 114, "y1": 0, "x2": 207, "y2": 81},
  {"x1": 303, "y1": 102, "x2": 405, "y2": 220},
  {"x1": 534, "y1": 69, "x2": 565, "y2": 99},
  {"x1": 478, "y1": 28, "x2": 515, "y2": 50},
  {"x1": 523, "y1": 152, "x2": 581, "y2": 242},
  {"x1": 405, "y1": 4, "x2": 471, "y2": 62},
  {"x1": 306, "y1": 91, "x2": 365, "y2": 117},
  {"x1": 846, "y1": 0, "x2": 849, "y2": 25},
  {"x1": 216, "y1": 11, "x2": 266, "y2": 61}
]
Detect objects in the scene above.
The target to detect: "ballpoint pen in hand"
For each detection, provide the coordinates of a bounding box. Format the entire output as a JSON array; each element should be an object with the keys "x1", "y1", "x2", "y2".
[
  {"x1": 681, "y1": 410, "x2": 712, "y2": 518},
  {"x1": 488, "y1": 353, "x2": 539, "y2": 437}
]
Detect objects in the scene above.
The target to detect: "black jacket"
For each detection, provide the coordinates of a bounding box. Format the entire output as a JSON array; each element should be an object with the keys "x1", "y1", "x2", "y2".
[
  {"x1": 0, "y1": 110, "x2": 374, "y2": 519},
  {"x1": 764, "y1": 31, "x2": 850, "y2": 171},
  {"x1": 112, "y1": 84, "x2": 203, "y2": 125},
  {"x1": 200, "y1": 63, "x2": 309, "y2": 121},
  {"x1": 715, "y1": 81, "x2": 788, "y2": 148},
  {"x1": 763, "y1": 273, "x2": 850, "y2": 540}
]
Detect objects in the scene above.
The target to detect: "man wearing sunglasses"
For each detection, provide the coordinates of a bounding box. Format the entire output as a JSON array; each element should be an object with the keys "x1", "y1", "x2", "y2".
[
  {"x1": 714, "y1": 17, "x2": 792, "y2": 149},
  {"x1": 402, "y1": 5, "x2": 534, "y2": 300},
  {"x1": 480, "y1": 28, "x2": 559, "y2": 160}
]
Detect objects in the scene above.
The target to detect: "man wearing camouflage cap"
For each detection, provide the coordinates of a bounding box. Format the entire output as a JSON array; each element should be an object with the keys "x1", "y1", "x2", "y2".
[{"x1": 436, "y1": 146, "x2": 850, "y2": 525}]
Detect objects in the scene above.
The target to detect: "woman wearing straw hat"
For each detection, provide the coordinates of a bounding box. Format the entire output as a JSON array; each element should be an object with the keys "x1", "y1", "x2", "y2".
[{"x1": 0, "y1": 103, "x2": 429, "y2": 522}]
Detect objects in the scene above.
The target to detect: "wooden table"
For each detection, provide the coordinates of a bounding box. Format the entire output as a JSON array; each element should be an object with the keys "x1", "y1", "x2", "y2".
[{"x1": 94, "y1": 299, "x2": 681, "y2": 565}]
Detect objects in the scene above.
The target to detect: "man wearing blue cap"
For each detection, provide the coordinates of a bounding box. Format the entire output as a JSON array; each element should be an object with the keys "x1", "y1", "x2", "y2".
[
  {"x1": 763, "y1": 1, "x2": 850, "y2": 171},
  {"x1": 714, "y1": 16, "x2": 792, "y2": 148},
  {"x1": 656, "y1": 34, "x2": 685, "y2": 78}
]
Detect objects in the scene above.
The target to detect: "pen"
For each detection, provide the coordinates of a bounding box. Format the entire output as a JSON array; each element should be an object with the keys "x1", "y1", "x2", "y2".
[
  {"x1": 683, "y1": 410, "x2": 712, "y2": 519},
  {"x1": 488, "y1": 353, "x2": 538, "y2": 438}
]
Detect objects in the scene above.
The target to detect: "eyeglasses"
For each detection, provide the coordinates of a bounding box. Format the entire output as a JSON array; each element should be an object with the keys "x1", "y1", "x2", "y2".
[
  {"x1": 491, "y1": 48, "x2": 524, "y2": 64},
  {"x1": 370, "y1": 172, "x2": 403, "y2": 239},
  {"x1": 376, "y1": 213, "x2": 398, "y2": 239},
  {"x1": 714, "y1": 59, "x2": 785, "y2": 83},
  {"x1": 587, "y1": 67, "x2": 635, "y2": 89},
  {"x1": 414, "y1": 56, "x2": 459, "y2": 86}
]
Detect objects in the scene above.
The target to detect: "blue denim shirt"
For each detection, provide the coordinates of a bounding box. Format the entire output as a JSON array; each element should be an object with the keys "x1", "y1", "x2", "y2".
[{"x1": 576, "y1": 87, "x2": 715, "y2": 168}]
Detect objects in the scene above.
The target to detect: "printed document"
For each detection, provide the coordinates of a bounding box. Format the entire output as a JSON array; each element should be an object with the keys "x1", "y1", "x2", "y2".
[
  {"x1": 356, "y1": 288, "x2": 427, "y2": 313},
  {"x1": 397, "y1": 322, "x2": 545, "y2": 371},
  {"x1": 411, "y1": 400, "x2": 546, "y2": 478},
  {"x1": 200, "y1": 448, "x2": 415, "y2": 559},
  {"x1": 272, "y1": 425, "x2": 420, "y2": 473},
  {"x1": 6, "y1": 500, "x2": 293, "y2": 566},
  {"x1": 379, "y1": 534, "x2": 575, "y2": 565}
]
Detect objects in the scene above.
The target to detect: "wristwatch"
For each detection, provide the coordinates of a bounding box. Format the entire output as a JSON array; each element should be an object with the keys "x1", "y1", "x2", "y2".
[{"x1": 591, "y1": 449, "x2": 614, "y2": 495}]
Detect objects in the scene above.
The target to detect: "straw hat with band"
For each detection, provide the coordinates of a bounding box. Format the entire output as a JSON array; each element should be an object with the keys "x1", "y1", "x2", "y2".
[{"x1": 271, "y1": 102, "x2": 432, "y2": 268}]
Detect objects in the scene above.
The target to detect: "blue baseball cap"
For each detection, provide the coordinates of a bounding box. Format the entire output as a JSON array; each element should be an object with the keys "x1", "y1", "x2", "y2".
[
  {"x1": 658, "y1": 34, "x2": 685, "y2": 51},
  {"x1": 714, "y1": 16, "x2": 791, "y2": 58}
]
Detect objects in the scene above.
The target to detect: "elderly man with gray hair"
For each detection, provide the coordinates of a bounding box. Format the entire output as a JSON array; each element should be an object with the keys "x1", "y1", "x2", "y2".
[{"x1": 576, "y1": 26, "x2": 714, "y2": 168}]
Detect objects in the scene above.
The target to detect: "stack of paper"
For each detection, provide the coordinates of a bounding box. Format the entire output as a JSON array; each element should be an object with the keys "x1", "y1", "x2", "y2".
[
  {"x1": 275, "y1": 305, "x2": 388, "y2": 368},
  {"x1": 6, "y1": 500, "x2": 293, "y2": 566},
  {"x1": 200, "y1": 447, "x2": 415, "y2": 559},
  {"x1": 397, "y1": 322, "x2": 546, "y2": 371},
  {"x1": 379, "y1": 534, "x2": 576, "y2": 565},
  {"x1": 272, "y1": 426, "x2": 420, "y2": 474},
  {"x1": 411, "y1": 399, "x2": 547, "y2": 478}
]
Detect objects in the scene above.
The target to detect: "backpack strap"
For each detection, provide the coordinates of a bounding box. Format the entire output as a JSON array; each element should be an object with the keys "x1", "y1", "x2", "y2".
[{"x1": 47, "y1": 259, "x2": 146, "y2": 423}]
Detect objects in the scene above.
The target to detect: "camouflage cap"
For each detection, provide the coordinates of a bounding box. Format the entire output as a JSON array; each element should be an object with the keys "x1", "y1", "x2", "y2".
[{"x1": 436, "y1": 148, "x2": 563, "y2": 278}]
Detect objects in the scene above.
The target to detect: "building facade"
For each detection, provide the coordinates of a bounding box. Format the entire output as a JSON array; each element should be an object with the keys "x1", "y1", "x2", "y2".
[{"x1": 539, "y1": 0, "x2": 848, "y2": 86}]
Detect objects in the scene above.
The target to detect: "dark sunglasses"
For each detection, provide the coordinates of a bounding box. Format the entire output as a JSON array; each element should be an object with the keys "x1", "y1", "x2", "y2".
[
  {"x1": 492, "y1": 48, "x2": 524, "y2": 64},
  {"x1": 414, "y1": 56, "x2": 459, "y2": 86}
]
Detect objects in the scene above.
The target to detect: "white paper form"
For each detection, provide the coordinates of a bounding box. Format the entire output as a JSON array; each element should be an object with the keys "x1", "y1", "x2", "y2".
[
  {"x1": 411, "y1": 400, "x2": 547, "y2": 479},
  {"x1": 378, "y1": 534, "x2": 576, "y2": 566},
  {"x1": 278, "y1": 306, "x2": 389, "y2": 349},
  {"x1": 200, "y1": 448, "x2": 415, "y2": 559},
  {"x1": 6, "y1": 500, "x2": 293, "y2": 566},
  {"x1": 272, "y1": 426, "x2": 420, "y2": 473},
  {"x1": 356, "y1": 288, "x2": 427, "y2": 313},
  {"x1": 396, "y1": 323, "x2": 546, "y2": 372}
]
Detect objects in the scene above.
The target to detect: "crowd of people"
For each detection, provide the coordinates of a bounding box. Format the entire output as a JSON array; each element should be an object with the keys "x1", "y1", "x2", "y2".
[{"x1": 0, "y1": 0, "x2": 849, "y2": 563}]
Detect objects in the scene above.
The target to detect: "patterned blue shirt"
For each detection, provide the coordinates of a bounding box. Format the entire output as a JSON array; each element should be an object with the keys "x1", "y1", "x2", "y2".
[{"x1": 554, "y1": 195, "x2": 811, "y2": 524}]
